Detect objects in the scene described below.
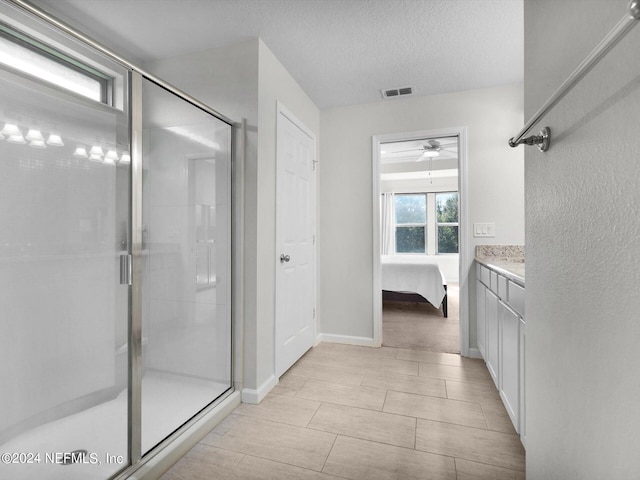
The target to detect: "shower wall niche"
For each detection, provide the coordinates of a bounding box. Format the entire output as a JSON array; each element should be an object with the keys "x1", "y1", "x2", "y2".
[{"x1": 0, "y1": 2, "x2": 233, "y2": 479}]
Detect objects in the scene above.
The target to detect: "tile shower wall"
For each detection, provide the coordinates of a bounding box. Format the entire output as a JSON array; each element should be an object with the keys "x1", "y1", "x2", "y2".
[
  {"x1": 139, "y1": 78, "x2": 232, "y2": 453},
  {"x1": 0, "y1": 77, "x2": 129, "y2": 440},
  {"x1": 142, "y1": 130, "x2": 230, "y2": 382}
]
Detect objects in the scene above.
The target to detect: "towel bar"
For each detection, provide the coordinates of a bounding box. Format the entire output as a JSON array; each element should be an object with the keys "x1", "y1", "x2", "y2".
[{"x1": 509, "y1": 0, "x2": 640, "y2": 151}]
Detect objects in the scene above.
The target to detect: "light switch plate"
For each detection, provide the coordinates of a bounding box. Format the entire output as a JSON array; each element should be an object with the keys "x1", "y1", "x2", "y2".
[{"x1": 474, "y1": 223, "x2": 495, "y2": 237}]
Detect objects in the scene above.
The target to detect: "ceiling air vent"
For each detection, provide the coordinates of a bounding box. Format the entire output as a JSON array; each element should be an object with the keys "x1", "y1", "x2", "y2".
[{"x1": 381, "y1": 86, "x2": 414, "y2": 99}]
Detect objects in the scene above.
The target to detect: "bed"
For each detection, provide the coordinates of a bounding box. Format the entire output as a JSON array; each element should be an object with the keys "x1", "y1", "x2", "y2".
[{"x1": 381, "y1": 255, "x2": 448, "y2": 317}]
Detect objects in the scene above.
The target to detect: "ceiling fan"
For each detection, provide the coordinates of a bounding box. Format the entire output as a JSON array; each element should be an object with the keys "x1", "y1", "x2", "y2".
[{"x1": 394, "y1": 139, "x2": 457, "y2": 161}]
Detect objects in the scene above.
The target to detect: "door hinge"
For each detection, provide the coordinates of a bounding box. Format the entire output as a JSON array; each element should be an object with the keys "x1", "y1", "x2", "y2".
[
  {"x1": 313, "y1": 308, "x2": 316, "y2": 319},
  {"x1": 313, "y1": 234, "x2": 316, "y2": 245},
  {"x1": 312, "y1": 159, "x2": 318, "y2": 170}
]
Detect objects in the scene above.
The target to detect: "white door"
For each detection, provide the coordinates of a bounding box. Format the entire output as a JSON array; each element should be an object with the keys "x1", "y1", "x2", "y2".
[{"x1": 275, "y1": 105, "x2": 316, "y2": 377}]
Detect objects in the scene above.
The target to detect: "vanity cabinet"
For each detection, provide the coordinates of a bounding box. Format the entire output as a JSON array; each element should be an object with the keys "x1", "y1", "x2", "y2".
[
  {"x1": 519, "y1": 317, "x2": 526, "y2": 447},
  {"x1": 476, "y1": 282, "x2": 486, "y2": 358},
  {"x1": 476, "y1": 262, "x2": 525, "y2": 445},
  {"x1": 485, "y1": 289, "x2": 499, "y2": 387},
  {"x1": 499, "y1": 300, "x2": 519, "y2": 429}
]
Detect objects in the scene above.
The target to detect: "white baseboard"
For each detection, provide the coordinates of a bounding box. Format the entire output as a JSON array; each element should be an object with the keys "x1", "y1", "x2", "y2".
[
  {"x1": 316, "y1": 333, "x2": 377, "y2": 347},
  {"x1": 466, "y1": 347, "x2": 483, "y2": 359},
  {"x1": 131, "y1": 390, "x2": 240, "y2": 480},
  {"x1": 241, "y1": 374, "x2": 277, "y2": 404}
]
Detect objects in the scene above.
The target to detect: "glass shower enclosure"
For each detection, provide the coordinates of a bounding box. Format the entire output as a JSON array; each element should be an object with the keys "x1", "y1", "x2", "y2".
[{"x1": 0, "y1": 2, "x2": 233, "y2": 479}]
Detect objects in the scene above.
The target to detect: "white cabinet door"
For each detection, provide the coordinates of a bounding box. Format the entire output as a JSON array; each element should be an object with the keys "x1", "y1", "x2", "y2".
[
  {"x1": 519, "y1": 317, "x2": 526, "y2": 446},
  {"x1": 476, "y1": 279, "x2": 486, "y2": 358},
  {"x1": 485, "y1": 289, "x2": 499, "y2": 388},
  {"x1": 499, "y1": 300, "x2": 520, "y2": 432},
  {"x1": 508, "y1": 281, "x2": 525, "y2": 316}
]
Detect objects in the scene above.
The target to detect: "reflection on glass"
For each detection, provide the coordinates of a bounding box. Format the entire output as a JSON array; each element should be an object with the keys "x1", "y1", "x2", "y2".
[
  {"x1": 395, "y1": 194, "x2": 426, "y2": 224},
  {"x1": 0, "y1": 33, "x2": 105, "y2": 102},
  {"x1": 141, "y1": 79, "x2": 231, "y2": 454},
  {"x1": 0, "y1": 59, "x2": 129, "y2": 479}
]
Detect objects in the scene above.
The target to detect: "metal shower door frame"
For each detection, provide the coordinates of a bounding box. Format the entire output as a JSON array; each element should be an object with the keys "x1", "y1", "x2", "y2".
[{"x1": 4, "y1": 1, "x2": 237, "y2": 477}]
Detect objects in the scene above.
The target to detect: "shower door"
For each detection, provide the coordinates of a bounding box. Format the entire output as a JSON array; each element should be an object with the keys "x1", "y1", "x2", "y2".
[
  {"x1": 0, "y1": 3, "x2": 233, "y2": 477},
  {"x1": 0, "y1": 18, "x2": 131, "y2": 480},
  {"x1": 139, "y1": 78, "x2": 232, "y2": 454}
]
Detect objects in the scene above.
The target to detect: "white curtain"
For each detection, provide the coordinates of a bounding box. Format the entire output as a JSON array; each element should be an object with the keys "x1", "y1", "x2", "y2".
[{"x1": 381, "y1": 193, "x2": 395, "y2": 255}]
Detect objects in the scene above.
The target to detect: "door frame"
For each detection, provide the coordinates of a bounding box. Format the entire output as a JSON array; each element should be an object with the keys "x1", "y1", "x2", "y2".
[
  {"x1": 274, "y1": 101, "x2": 317, "y2": 377},
  {"x1": 371, "y1": 126, "x2": 470, "y2": 356}
]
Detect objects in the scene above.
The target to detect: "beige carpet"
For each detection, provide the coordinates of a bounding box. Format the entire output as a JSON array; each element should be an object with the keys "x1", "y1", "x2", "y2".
[{"x1": 382, "y1": 283, "x2": 460, "y2": 353}]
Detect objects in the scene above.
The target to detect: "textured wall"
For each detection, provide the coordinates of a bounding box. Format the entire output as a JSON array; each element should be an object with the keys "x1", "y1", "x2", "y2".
[{"x1": 525, "y1": 1, "x2": 640, "y2": 477}]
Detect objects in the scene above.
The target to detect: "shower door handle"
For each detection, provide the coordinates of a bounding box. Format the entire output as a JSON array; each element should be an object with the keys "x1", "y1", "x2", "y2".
[{"x1": 120, "y1": 254, "x2": 132, "y2": 285}]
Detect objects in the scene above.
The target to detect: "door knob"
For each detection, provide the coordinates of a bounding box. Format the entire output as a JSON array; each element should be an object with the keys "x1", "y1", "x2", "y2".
[{"x1": 280, "y1": 254, "x2": 291, "y2": 263}]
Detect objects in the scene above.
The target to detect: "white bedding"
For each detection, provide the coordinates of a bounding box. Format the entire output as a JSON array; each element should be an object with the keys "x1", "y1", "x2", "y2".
[{"x1": 381, "y1": 255, "x2": 447, "y2": 308}]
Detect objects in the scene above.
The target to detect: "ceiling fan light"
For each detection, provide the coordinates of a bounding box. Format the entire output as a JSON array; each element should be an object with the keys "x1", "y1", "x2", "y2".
[{"x1": 424, "y1": 150, "x2": 440, "y2": 157}]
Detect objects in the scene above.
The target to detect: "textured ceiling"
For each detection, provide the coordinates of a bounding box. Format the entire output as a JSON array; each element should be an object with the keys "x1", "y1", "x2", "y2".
[{"x1": 29, "y1": 0, "x2": 523, "y2": 109}]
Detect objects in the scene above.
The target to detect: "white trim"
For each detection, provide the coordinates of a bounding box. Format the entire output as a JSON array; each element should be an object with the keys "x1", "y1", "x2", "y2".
[
  {"x1": 467, "y1": 347, "x2": 483, "y2": 359},
  {"x1": 372, "y1": 136, "x2": 383, "y2": 347},
  {"x1": 241, "y1": 374, "x2": 277, "y2": 404},
  {"x1": 277, "y1": 101, "x2": 316, "y2": 138},
  {"x1": 316, "y1": 333, "x2": 377, "y2": 347},
  {"x1": 125, "y1": 391, "x2": 241, "y2": 480},
  {"x1": 372, "y1": 127, "x2": 470, "y2": 356},
  {"x1": 458, "y1": 128, "x2": 470, "y2": 357}
]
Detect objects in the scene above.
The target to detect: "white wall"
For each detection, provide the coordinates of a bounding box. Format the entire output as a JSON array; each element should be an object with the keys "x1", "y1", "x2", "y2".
[
  {"x1": 254, "y1": 40, "x2": 320, "y2": 396},
  {"x1": 146, "y1": 39, "x2": 320, "y2": 401},
  {"x1": 524, "y1": 1, "x2": 640, "y2": 477},
  {"x1": 319, "y1": 84, "x2": 524, "y2": 346}
]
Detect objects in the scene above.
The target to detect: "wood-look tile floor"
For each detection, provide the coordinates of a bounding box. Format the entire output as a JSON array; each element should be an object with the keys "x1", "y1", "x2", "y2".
[
  {"x1": 160, "y1": 343, "x2": 525, "y2": 480},
  {"x1": 383, "y1": 283, "x2": 460, "y2": 354}
]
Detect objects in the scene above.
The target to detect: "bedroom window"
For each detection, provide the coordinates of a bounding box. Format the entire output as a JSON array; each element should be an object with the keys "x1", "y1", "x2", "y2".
[
  {"x1": 436, "y1": 192, "x2": 459, "y2": 254},
  {"x1": 394, "y1": 193, "x2": 427, "y2": 253}
]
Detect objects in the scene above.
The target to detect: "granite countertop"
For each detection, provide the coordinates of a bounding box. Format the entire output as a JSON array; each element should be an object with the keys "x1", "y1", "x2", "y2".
[{"x1": 475, "y1": 245, "x2": 525, "y2": 286}]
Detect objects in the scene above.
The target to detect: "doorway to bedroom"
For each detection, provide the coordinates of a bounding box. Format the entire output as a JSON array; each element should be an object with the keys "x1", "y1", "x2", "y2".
[{"x1": 372, "y1": 128, "x2": 466, "y2": 354}]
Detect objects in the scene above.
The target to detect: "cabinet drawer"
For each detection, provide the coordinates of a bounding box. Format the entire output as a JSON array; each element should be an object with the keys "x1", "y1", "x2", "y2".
[
  {"x1": 479, "y1": 264, "x2": 490, "y2": 287},
  {"x1": 508, "y1": 281, "x2": 525, "y2": 316},
  {"x1": 498, "y1": 275, "x2": 508, "y2": 300},
  {"x1": 490, "y1": 271, "x2": 498, "y2": 293}
]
